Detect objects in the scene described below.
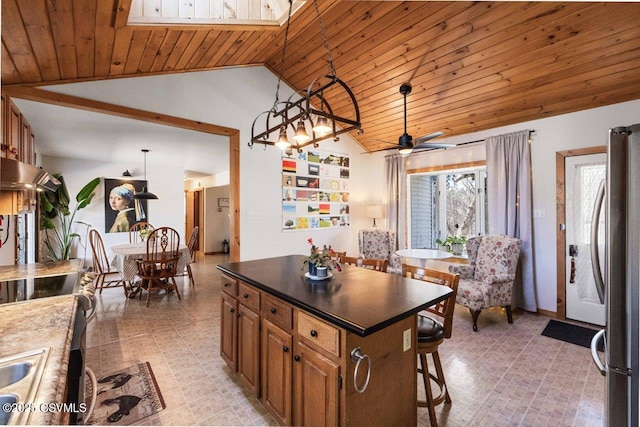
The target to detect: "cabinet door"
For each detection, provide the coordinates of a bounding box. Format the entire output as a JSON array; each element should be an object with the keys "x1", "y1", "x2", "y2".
[
  {"x1": 220, "y1": 292, "x2": 238, "y2": 370},
  {"x1": 20, "y1": 116, "x2": 34, "y2": 164},
  {"x1": 293, "y1": 343, "x2": 339, "y2": 427},
  {"x1": 6, "y1": 98, "x2": 21, "y2": 160},
  {"x1": 237, "y1": 304, "x2": 260, "y2": 394},
  {"x1": 261, "y1": 319, "x2": 293, "y2": 425}
]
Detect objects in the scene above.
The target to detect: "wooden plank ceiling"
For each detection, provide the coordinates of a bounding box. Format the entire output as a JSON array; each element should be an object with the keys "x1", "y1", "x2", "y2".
[{"x1": 2, "y1": 1, "x2": 640, "y2": 153}]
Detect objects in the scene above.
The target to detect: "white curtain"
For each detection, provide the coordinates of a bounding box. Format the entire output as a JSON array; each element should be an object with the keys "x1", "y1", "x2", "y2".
[
  {"x1": 384, "y1": 154, "x2": 407, "y2": 251},
  {"x1": 486, "y1": 130, "x2": 537, "y2": 311}
]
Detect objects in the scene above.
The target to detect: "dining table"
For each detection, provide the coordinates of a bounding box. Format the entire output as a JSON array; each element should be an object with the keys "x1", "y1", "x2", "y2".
[
  {"x1": 395, "y1": 248, "x2": 453, "y2": 268},
  {"x1": 109, "y1": 241, "x2": 191, "y2": 297}
]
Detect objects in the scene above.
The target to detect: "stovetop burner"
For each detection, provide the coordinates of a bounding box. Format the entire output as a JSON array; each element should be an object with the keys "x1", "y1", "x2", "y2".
[{"x1": 0, "y1": 273, "x2": 80, "y2": 305}]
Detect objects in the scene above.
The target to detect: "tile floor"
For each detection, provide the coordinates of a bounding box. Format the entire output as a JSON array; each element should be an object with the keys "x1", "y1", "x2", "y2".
[{"x1": 86, "y1": 254, "x2": 605, "y2": 426}]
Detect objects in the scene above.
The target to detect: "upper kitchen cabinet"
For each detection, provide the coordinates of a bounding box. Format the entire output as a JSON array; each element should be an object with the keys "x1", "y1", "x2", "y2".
[{"x1": 1, "y1": 94, "x2": 35, "y2": 165}]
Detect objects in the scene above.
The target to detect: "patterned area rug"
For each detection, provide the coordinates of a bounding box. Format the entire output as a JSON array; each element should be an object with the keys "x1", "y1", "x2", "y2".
[{"x1": 86, "y1": 362, "x2": 165, "y2": 425}]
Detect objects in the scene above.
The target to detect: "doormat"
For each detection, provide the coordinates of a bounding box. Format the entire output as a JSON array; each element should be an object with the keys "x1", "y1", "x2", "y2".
[
  {"x1": 541, "y1": 319, "x2": 603, "y2": 351},
  {"x1": 85, "y1": 362, "x2": 165, "y2": 425}
]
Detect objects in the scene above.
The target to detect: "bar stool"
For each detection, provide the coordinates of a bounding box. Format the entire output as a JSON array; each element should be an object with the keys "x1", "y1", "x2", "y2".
[{"x1": 402, "y1": 264, "x2": 459, "y2": 427}]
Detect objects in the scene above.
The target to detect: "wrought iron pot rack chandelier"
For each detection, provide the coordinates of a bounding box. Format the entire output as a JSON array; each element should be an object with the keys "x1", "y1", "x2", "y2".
[{"x1": 249, "y1": 0, "x2": 362, "y2": 153}]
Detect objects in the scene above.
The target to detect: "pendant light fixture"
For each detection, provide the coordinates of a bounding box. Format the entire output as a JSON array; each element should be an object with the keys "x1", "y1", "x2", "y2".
[
  {"x1": 249, "y1": 0, "x2": 362, "y2": 152},
  {"x1": 133, "y1": 149, "x2": 158, "y2": 200}
]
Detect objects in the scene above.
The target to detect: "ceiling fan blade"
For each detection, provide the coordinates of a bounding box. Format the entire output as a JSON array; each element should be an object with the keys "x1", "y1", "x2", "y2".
[
  {"x1": 412, "y1": 131, "x2": 445, "y2": 145},
  {"x1": 361, "y1": 145, "x2": 402, "y2": 154},
  {"x1": 412, "y1": 141, "x2": 457, "y2": 150}
]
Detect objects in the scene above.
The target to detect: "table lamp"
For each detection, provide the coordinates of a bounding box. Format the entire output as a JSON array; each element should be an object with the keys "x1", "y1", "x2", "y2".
[{"x1": 366, "y1": 205, "x2": 383, "y2": 228}]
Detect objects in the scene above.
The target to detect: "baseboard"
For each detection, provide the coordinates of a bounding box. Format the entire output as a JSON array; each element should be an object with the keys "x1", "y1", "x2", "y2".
[{"x1": 537, "y1": 308, "x2": 558, "y2": 319}]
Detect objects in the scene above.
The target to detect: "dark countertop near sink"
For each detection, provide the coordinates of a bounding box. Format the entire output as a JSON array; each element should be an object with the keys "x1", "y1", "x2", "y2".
[
  {"x1": 217, "y1": 255, "x2": 453, "y2": 336},
  {"x1": 0, "y1": 259, "x2": 83, "y2": 281},
  {"x1": 0, "y1": 295, "x2": 78, "y2": 425}
]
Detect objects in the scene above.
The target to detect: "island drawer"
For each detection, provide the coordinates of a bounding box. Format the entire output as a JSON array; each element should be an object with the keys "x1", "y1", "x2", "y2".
[
  {"x1": 238, "y1": 281, "x2": 260, "y2": 312},
  {"x1": 262, "y1": 294, "x2": 293, "y2": 331},
  {"x1": 221, "y1": 273, "x2": 238, "y2": 297},
  {"x1": 296, "y1": 311, "x2": 341, "y2": 358}
]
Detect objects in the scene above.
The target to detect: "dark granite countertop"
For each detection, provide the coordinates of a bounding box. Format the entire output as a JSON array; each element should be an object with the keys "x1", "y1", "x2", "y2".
[{"x1": 217, "y1": 255, "x2": 453, "y2": 336}]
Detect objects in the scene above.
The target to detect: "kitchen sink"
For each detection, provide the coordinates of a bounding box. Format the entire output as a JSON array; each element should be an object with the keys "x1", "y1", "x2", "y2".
[
  {"x1": 0, "y1": 363, "x2": 32, "y2": 389},
  {"x1": 0, "y1": 348, "x2": 50, "y2": 425}
]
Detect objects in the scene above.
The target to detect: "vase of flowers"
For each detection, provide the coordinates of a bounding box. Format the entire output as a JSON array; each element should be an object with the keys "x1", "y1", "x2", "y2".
[
  {"x1": 139, "y1": 227, "x2": 153, "y2": 242},
  {"x1": 302, "y1": 238, "x2": 341, "y2": 278}
]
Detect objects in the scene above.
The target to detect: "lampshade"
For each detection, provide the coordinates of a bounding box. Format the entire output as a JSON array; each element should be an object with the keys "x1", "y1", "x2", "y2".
[
  {"x1": 275, "y1": 126, "x2": 291, "y2": 150},
  {"x1": 293, "y1": 120, "x2": 311, "y2": 143},
  {"x1": 366, "y1": 204, "x2": 383, "y2": 227},
  {"x1": 312, "y1": 116, "x2": 332, "y2": 136}
]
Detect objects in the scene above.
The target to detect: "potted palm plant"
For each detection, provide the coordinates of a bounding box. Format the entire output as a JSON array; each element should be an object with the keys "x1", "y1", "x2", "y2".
[{"x1": 40, "y1": 175, "x2": 101, "y2": 261}]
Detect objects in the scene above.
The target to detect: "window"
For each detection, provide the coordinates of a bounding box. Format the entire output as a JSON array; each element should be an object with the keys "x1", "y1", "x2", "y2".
[{"x1": 408, "y1": 167, "x2": 487, "y2": 249}]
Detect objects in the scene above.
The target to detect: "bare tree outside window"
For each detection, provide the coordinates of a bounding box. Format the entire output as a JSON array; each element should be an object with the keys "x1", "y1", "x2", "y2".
[{"x1": 446, "y1": 173, "x2": 476, "y2": 238}]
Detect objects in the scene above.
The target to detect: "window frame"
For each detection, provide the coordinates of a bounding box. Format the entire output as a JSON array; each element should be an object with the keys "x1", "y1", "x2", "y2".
[{"x1": 406, "y1": 161, "x2": 487, "y2": 249}]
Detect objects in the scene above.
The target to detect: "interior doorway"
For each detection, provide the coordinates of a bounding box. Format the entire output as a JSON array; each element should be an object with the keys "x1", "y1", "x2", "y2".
[
  {"x1": 185, "y1": 189, "x2": 202, "y2": 253},
  {"x1": 556, "y1": 146, "x2": 606, "y2": 324}
]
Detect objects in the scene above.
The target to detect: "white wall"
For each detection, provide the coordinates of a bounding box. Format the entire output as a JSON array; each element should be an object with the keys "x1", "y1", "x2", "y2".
[
  {"x1": 406, "y1": 98, "x2": 640, "y2": 313},
  {"x1": 39, "y1": 67, "x2": 387, "y2": 261},
  {"x1": 205, "y1": 185, "x2": 230, "y2": 253}
]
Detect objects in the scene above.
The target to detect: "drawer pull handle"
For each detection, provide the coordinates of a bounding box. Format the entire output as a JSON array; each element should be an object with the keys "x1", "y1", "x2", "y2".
[
  {"x1": 230, "y1": 308, "x2": 235, "y2": 313},
  {"x1": 350, "y1": 347, "x2": 371, "y2": 394},
  {"x1": 283, "y1": 346, "x2": 289, "y2": 353},
  {"x1": 270, "y1": 308, "x2": 277, "y2": 314},
  {"x1": 243, "y1": 293, "x2": 249, "y2": 299},
  {"x1": 294, "y1": 355, "x2": 301, "y2": 362},
  {"x1": 224, "y1": 283, "x2": 229, "y2": 287},
  {"x1": 310, "y1": 329, "x2": 318, "y2": 337}
]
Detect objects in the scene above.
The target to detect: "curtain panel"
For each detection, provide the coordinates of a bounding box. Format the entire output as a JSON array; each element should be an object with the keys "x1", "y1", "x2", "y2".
[
  {"x1": 384, "y1": 154, "x2": 407, "y2": 252},
  {"x1": 486, "y1": 130, "x2": 537, "y2": 312}
]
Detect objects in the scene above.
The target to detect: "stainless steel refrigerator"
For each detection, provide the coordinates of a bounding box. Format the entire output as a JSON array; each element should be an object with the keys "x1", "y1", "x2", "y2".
[{"x1": 590, "y1": 124, "x2": 640, "y2": 426}]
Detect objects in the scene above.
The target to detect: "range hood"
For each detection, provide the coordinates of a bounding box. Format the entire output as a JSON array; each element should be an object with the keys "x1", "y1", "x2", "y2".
[{"x1": 1, "y1": 158, "x2": 60, "y2": 192}]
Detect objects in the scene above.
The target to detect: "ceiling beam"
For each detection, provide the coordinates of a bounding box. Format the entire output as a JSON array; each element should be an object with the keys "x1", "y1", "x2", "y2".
[{"x1": 2, "y1": 86, "x2": 237, "y2": 136}]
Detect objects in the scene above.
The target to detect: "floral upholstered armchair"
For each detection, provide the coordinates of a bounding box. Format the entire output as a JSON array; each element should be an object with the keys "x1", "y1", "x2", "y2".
[
  {"x1": 357, "y1": 229, "x2": 402, "y2": 274},
  {"x1": 449, "y1": 235, "x2": 522, "y2": 331}
]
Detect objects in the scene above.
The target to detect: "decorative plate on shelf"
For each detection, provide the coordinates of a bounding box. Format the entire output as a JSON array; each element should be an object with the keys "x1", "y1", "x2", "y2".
[{"x1": 304, "y1": 272, "x2": 334, "y2": 281}]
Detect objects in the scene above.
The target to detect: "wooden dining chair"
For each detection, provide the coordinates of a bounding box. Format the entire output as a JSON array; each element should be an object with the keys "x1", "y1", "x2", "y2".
[
  {"x1": 88, "y1": 229, "x2": 126, "y2": 295},
  {"x1": 128, "y1": 221, "x2": 154, "y2": 243},
  {"x1": 185, "y1": 225, "x2": 199, "y2": 287},
  {"x1": 135, "y1": 226, "x2": 181, "y2": 307},
  {"x1": 402, "y1": 264, "x2": 459, "y2": 427},
  {"x1": 338, "y1": 255, "x2": 388, "y2": 272}
]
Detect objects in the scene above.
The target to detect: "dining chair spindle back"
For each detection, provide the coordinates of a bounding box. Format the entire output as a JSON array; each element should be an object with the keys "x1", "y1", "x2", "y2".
[
  {"x1": 135, "y1": 226, "x2": 182, "y2": 307},
  {"x1": 88, "y1": 229, "x2": 126, "y2": 295}
]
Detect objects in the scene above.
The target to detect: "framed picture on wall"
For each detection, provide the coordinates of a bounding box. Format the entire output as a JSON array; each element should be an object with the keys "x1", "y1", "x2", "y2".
[{"x1": 104, "y1": 178, "x2": 148, "y2": 233}]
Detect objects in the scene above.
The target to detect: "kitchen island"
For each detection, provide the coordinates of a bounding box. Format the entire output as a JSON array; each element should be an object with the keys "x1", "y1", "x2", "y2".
[{"x1": 217, "y1": 255, "x2": 453, "y2": 426}]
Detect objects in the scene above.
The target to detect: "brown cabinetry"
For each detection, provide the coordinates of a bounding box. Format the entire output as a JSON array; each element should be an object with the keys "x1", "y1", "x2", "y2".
[
  {"x1": 220, "y1": 273, "x2": 261, "y2": 394},
  {"x1": 3, "y1": 96, "x2": 21, "y2": 161},
  {"x1": 261, "y1": 318, "x2": 293, "y2": 425},
  {"x1": 1, "y1": 94, "x2": 38, "y2": 214},
  {"x1": 293, "y1": 341, "x2": 339, "y2": 427},
  {"x1": 220, "y1": 291, "x2": 238, "y2": 369}
]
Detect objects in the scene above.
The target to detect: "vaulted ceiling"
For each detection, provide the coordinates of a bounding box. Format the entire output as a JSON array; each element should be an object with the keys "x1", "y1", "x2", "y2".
[{"x1": 2, "y1": 1, "x2": 640, "y2": 153}]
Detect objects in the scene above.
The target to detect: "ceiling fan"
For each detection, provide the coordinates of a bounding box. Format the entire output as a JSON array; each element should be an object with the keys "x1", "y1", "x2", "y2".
[{"x1": 369, "y1": 83, "x2": 454, "y2": 154}]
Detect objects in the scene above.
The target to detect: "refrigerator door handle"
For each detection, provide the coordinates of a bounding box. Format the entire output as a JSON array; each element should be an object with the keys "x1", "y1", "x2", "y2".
[
  {"x1": 590, "y1": 328, "x2": 606, "y2": 376},
  {"x1": 590, "y1": 179, "x2": 606, "y2": 304}
]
